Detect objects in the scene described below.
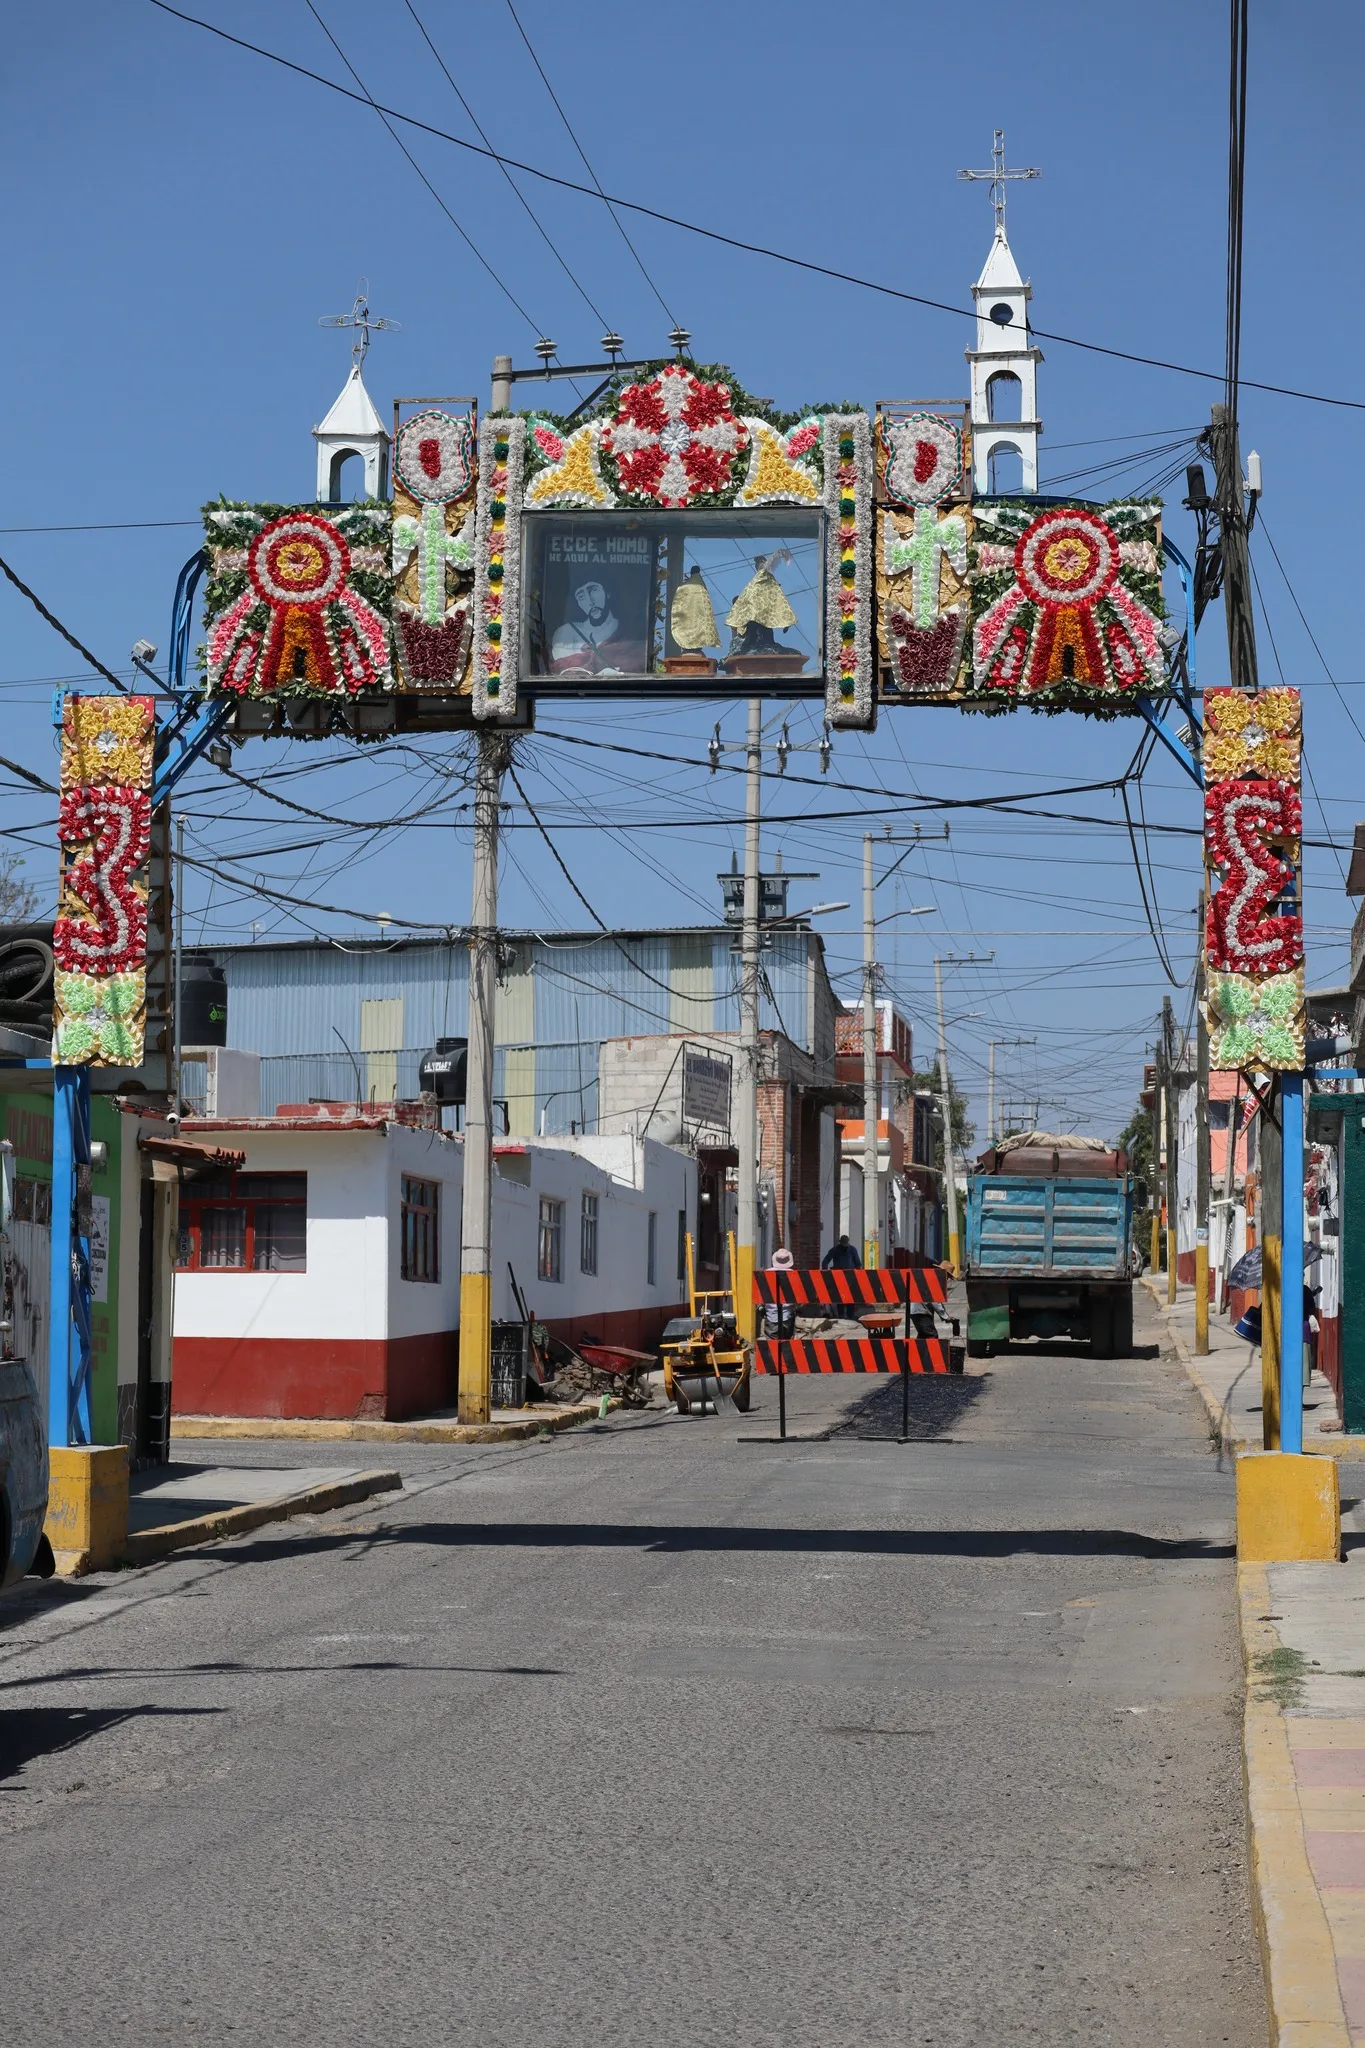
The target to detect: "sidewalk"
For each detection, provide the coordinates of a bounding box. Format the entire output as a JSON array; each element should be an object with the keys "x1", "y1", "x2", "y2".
[
  {"x1": 170, "y1": 1400, "x2": 610, "y2": 1446},
  {"x1": 1146, "y1": 1275, "x2": 1365, "y2": 2043},
  {"x1": 1142, "y1": 1273, "x2": 1347, "y2": 1454},
  {"x1": 121, "y1": 1459, "x2": 401, "y2": 1566}
]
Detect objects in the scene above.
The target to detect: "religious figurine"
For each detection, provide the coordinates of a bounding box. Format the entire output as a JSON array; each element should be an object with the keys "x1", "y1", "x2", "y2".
[
  {"x1": 664, "y1": 566, "x2": 720, "y2": 674},
  {"x1": 723, "y1": 551, "x2": 805, "y2": 673}
]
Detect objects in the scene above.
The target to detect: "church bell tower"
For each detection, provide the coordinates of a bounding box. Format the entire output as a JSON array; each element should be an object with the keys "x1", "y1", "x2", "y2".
[{"x1": 959, "y1": 131, "x2": 1043, "y2": 494}]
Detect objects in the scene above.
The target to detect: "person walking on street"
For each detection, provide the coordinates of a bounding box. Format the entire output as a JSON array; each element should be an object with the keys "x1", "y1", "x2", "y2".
[
  {"x1": 763, "y1": 1246, "x2": 798, "y2": 1339},
  {"x1": 822, "y1": 1234, "x2": 862, "y2": 1271}
]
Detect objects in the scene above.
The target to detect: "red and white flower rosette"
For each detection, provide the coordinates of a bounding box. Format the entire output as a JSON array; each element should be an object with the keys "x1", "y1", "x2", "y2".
[
  {"x1": 249, "y1": 512, "x2": 351, "y2": 609},
  {"x1": 1014, "y1": 508, "x2": 1119, "y2": 611},
  {"x1": 602, "y1": 367, "x2": 749, "y2": 506}
]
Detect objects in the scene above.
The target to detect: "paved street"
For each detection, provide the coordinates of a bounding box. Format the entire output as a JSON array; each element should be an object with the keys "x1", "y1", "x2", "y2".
[{"x1": 1, "y1": 1296, "x2": 1264, "y2": 2046}]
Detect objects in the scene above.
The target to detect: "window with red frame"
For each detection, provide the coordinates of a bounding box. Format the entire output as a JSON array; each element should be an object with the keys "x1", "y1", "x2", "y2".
[{"x1": 175, "y1": 1172, "x2": 307, "y2": 1274}]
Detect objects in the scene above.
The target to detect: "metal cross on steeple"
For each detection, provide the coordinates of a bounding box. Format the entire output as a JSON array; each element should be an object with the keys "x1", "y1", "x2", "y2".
[
  {"x1": 317, "y1": 278, "x2": 402, "y2": 368},
  {"x1": 957, "y1": 129, "x2": 1041, "y2": 236}
]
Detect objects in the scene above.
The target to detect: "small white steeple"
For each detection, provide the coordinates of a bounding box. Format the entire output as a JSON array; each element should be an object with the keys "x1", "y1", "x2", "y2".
[
  {"x1": 312, "y1": 282, "x2": 399, "y2": 501},
  {"x1": 958, "y1": 131, "x2": 1043, "y2": 494},
  {"x1": 313, "y1": 364, "x2": 390, "y2": 502}
]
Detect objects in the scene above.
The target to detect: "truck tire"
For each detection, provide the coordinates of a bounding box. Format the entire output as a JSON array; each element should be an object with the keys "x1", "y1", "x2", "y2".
[
  {"x1": 1112, "y1": 1288, "x2": 1134, "y2": 1358},
  {"x1": 1088, "y1": 1296, "x2": 1114, "y2": 1360}
]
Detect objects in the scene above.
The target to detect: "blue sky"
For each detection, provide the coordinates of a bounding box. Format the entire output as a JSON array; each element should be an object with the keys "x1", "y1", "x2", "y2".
[{"x1": 4, "y1": 0, "x2": 1362, "y2": 1140}]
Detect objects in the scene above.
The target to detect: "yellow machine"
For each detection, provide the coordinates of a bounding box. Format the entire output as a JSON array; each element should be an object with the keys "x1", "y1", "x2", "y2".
[{"x1": 660, "y1": 1231, "x2": 753, "y2": 1415}]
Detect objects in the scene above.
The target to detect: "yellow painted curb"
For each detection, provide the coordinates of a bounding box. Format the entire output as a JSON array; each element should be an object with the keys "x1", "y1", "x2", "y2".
[
  {"x1": 170, "y1": 1403, "x2": 610, "y2": 1445},
  {"x1": 1238, "y1": 1561, "x2": 1351, "y2": 2048},
  {"x1": 120, "y1": 1470, "x2": 403, "y2": 1566}
]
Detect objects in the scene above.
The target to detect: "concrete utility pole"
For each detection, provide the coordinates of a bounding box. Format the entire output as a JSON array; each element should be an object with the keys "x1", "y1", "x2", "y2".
[
  {"x1": 1208, "y1": 402, "x2": 1259, "y2": 698},
  {"x1": 1163, "y1": 996, "x2": 1179, "y2": 1306},
  {"x1": 987, "y1": 1037, "x2": 1036, "y2": 1148},
  {"x1": 1195, "y1": 892, "x2": 1211, "y2": 1353},
  {"x1": 457, "y1": 726, "x2": 510, "y2": 1424},
  {"x1": 934, "y1": 958, "x2": 958, "y2": 1275},
  {"x1": 862, "y1": 835, "x2": 879, "y2": 1269},
  {"x1": 735, "y1": 698, "x2": 762, "y2": 1338},
  {"x1": 1149, "y1": 1040, "x2": 1163, "y2": 1273}
]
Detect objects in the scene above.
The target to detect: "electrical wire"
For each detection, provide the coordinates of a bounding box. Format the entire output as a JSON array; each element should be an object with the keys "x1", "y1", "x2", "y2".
[
  {"x1": 145, "y1": 0, "x2": 1365, "y2": 415},
  {"x1": 0, "y1": 551, "x2": 129, "y2": 694},
  {"x1": 299, "y1": 0, "x2": 542, "y2": 335},
  {"x1": 399, "y1": 0, "x2": 615, "y2": 333},
  {"x1": 501, "y1": 0, "x2": 678, "y2": 328}
]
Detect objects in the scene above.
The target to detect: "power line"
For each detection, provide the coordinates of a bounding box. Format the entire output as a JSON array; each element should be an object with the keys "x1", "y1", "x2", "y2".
[
  {"x1": 399, "y1": 0, "x2": 614, "y2": 333},
  {"x1": 500, "y1": 0, "x2": 678, "y2": 329},
  {"x1": 145, "y1": 0, "x2": 1365, "y2": 415},
  {"x1": 299, "y1": 0, "x2": 542, "y2": 335},
  {"x1": 0, "y1": 551, "x2": 129, "y2": 694}
]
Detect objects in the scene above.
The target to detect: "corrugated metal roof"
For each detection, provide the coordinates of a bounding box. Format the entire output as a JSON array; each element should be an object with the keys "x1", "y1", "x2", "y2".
[{"x1": 209, "y1": 927, "x2": 834, "y2": 1135}]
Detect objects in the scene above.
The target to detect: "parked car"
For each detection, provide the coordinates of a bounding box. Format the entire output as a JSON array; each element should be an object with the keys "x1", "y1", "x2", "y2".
[
  {"x1": 0, "y1": 1140, "x2": 50, "y2": 1591},
  {"x1": 1, "y1": 1358, "x2": 49, "y2": 1588}
]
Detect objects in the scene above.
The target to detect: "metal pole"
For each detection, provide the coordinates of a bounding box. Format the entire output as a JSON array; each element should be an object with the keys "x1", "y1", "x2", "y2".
[
  {"x1": 987, "y1": 1040, "x2": 996, "y2": 1151},
  {"x1": 735, "y1": 698, "x2": 762, "y2": 1340},
  {"x1": 1163, "y1": 996, "x2": 1178, "y2": 1305},
  {"x1": 47, "y1": 1066, "x2": 92, "y2": 1448},
  {"x1": 1280, "y1": 1074, "x2": 1304, "y2": 1456},
  {"x1": 1259, "y1": 1093, "x2": 1283, "y2": 1449},
  {"x1": 457, "y1": 727, "x2": 509, "y2": 1424},
  {"x1": 862, "y1": 835, "x2": 879, "y2": 1269},
  {"x1": 173, "y1": 814, "x2": 184, "y2": 1113},
  {"x1": 1195, "y1": 892, "x2": 1211, "y2": 1353},
  {"x1": 935, "y1": 958, "x2": 961, "y2": 1278}
]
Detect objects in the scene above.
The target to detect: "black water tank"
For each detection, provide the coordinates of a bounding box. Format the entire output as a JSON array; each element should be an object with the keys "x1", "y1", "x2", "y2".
[
  {"x1": 181, "y1": 961, "x2": 228, "y2": 1046},
  {"x1": 419, "y1": 1036, "x2": 467, "y2": 1103}
]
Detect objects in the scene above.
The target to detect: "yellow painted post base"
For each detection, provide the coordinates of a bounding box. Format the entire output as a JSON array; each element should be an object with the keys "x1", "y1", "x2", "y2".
[
  {"x1": 947, "y1": 1229, "x2": 961, "y2": 1281},
  {"x1": 1149, "y1": 1213, "x2": 1160, "y2": 1273},
  {"x1": 457, "y1": 1271, "x2": 491, "y2": 1424},
  {"x1": 734, "y1": 1241, "x2": 755, "y2": 1343},
  {"x1": 44, "y1": 1445, "x2": 129, "y2": 1576},
  {"x1": 1236, "y1": 1451, "x2": 1341, "y2": 1563}
]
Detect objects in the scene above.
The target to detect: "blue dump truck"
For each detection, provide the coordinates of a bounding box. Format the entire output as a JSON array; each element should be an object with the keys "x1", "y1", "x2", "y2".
[{"x1": 964, "y1": 1133, "x2": 1137, "y2": 1360}]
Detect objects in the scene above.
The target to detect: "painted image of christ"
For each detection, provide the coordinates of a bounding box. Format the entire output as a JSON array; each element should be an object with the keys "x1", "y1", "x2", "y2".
[{"x1": 550, "y1": 579, "x2": 647, "y2": 675}]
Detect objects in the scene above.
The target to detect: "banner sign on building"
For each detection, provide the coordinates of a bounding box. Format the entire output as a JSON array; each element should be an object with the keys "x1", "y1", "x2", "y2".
[{"x1": 682, "y1": 1047, "x2": 733, "y2": 1131}]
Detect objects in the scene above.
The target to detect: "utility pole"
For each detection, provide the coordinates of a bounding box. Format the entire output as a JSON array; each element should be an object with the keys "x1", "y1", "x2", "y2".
[
  {"x1": 172, "y1": 813, "x2": 184, "y2": 1114},
  {"x1": 1163, "y1": 996, "x2": 1179, "y2": 1306},
  {"x1": 457, "y1": 726, "x2": 510, "y2": 1423},
  {"x1": 1208, "y1": 402, "x2": 1259, "y2": 698},
  {"x1": 735, "y1": 698, "x2": 762, "y2": 1339},
  {"x1": 1149, "y1": 1036, "x2": 1163, "y2": 1273},
  {"x1": 1195, "y1": 892, "x2": 1211, "y2": 1353},
  {"x1": 862, "y1": 835, "x2": 879, "y2": 1268},
  {"x1": 987, "y1": 1036, "x2": 1036, "y2": 1149},
  {"x1": 932, "y1": 953, "x2": 990, "y2": 1276}
]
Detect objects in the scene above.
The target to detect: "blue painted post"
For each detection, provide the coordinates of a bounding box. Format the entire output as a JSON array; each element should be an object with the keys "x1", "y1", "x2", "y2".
[
  {"x1": 47, "y1": 1065, "x2": 92, "y2": 1447},
  {"x1": 1279, "y1": 1073, "x2": 1304, "y2": 1457}
]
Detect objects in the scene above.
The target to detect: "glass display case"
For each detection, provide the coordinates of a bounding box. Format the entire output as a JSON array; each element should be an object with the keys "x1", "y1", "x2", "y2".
[{"x1": 521, "y1": 506, "x2": 824, "y2": 692}]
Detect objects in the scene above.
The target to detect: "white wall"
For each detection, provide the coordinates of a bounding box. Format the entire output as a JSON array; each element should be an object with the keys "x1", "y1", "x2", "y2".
[
  {"x1": 175, "y1": 1123, "x2": 692, "y2": 1347},
  {"x1": 174, "y1": 1129, "x2": 400, "y2": 1345},
  {"x1": 491, "y1": 1134, "x2": 694, "y2": 1324}
]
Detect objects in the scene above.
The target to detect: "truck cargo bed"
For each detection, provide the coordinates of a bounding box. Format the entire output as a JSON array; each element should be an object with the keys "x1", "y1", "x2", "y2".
[{"x1": 968, "y1": 1174, "x2": 1130, "y2": 1279}]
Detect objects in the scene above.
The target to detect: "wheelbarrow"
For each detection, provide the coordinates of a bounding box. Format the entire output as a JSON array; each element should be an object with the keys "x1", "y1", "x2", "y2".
[{"x1": 576, "y1": 1340, "x2": 655, "y2": 1407}]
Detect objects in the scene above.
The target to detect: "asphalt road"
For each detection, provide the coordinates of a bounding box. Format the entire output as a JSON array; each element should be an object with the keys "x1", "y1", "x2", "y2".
[{"x1": 0, "y1": 1297, "x2": 1265, "y2": 2046}]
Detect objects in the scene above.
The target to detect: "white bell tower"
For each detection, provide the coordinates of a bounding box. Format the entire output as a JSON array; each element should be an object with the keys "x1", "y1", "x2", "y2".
[
  {"x1": 312, "y1": 282, "x2": 397, "y2": 502},
  {"x1": 959, "y1": 131, "x2": 1043, "y2": 495},
  {"x1": 313, "y1": 365, "x2": 390, "y2": 502}
]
